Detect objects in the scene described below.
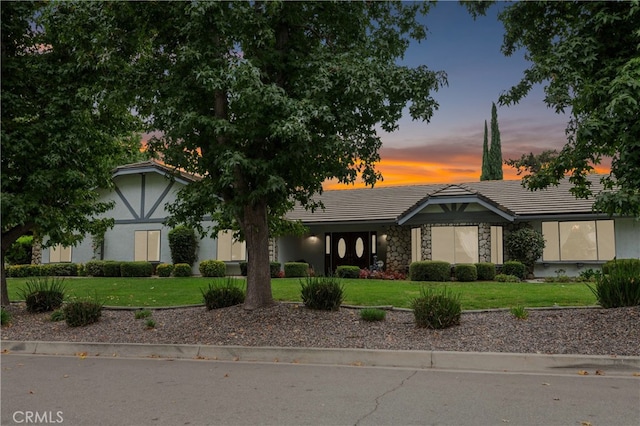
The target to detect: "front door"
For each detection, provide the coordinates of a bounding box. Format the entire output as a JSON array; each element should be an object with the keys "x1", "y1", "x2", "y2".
[{"x1": 325, "y1": 232, "x2": 376, "y2": 274}]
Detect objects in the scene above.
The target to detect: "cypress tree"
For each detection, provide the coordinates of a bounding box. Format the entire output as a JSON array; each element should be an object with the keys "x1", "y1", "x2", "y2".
[
  {"x1": 480, "y1": 120, "x2": 491, "y2": 180},
  {"x1": 489, "y1": 102, "x2": 503, "y2": 179}
]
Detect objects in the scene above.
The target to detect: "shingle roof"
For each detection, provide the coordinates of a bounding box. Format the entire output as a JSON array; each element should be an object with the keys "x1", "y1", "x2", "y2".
[
  {"x1": 112, "y1": 160, "x2": 200, "y2": 184},
  {"x1": 286, "y1": 175, "x2": 609, "y2": 224}
]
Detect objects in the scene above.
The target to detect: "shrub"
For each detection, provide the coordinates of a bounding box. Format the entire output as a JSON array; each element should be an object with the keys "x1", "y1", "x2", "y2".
[
  {"x1": 495, "y1": 273, "x2": 520, "y2": 283},
  {"x1": 201, "y1": 278, "x2": 246, "y2": 310},
  {"x1": 409, "y1": 261, "x2": 451, "y2": 282},
  {"x1": 360, "y1": 269, "x2": 407, "y2": 280},
  {"x1": 505, "y1": 228, "x2": 545, "y2": 276},
  {"x1": 63, "y1": 297, "x2": 103, "y2": 327},
  {"x1": 510, "y1": 305, "x2": 529, "y2": 320},
  {"x1": 360, "y1": 308, "x2": 386, "y2": 322},
  {"x1": 454, "y1": 264, "x2": 477, "y2": 282},
  {"x1": 475, "y1": 262, "x2": 496, "y2": 281},
  {"x1": 411, "y1": 287, "x2": 461, "y2": 329},
  {"x1": 336, "y1": 265, "x2": 361, "y2": 279},
  {"x1": 6, "y1": 264, "x2": 44, "y2": 278},
  {"x1": 602, "y1": 258, "x2": 640, "y2": 275},
  {"x1": 1, "y1": 307, "x2": 11, "y2": 326},
  {"x1": 145, "y1": 319, "x2": 156, "y2": 329},
  {"x1": 18, "y1": 277, "x2": 66, "y2": 313},
  {"x1": 239, "y1": 261, "x2": 248, "y2": 276},
  {"x1": 44, "y1": 263, "x2": 79, "y2": 277},
  {"x1": 84, "y1": 260, "x2": 105, "y2": 277},
  {"x1": 50, "y1": 309, "x2": 65, "y2": 322},
  {"x1": 588, "y1": 260, "x2": 640, "y2": 308},
  {"x1": 168, "y1": 225, "x2": 198, "y2": 266},
  {"x1": 5, "y1": 235, "x2": 33, "y2": 265},
  {"x1": 502, "y1": 261, "x2": 526, "y2": 280},
  {"x1": 156, "y1": 263, "x2": 174, "y2": 277},
  {"x1": 270, "y1": 262, "x2": 282, "y2": 278},
  {"x1": 134, "y1": 309, "x2": 152, "y2": 319},
  {"x1": 120, "y1": 261, "x2": 153, "y2": 277},
  {"x1": 285, "y1": 262, "x2": 309, "y2": 278},
  {"x1": 103, "y1": 261, "x2": 123, "y2": 277},
  {"x1": 173, "y1": 263, "x2": 192, "y2": 277},
  {"x1": 199, "y1": 260, "x2": 226, "y2": 277},
  {"x1": 300, "y1": 275, "x2": 344, "y2": 311}
]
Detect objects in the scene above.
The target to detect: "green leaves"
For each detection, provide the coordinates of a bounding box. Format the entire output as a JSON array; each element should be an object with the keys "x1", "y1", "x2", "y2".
[{"x1": 498, "y1": 1, "x2": 640, "y2": 217}]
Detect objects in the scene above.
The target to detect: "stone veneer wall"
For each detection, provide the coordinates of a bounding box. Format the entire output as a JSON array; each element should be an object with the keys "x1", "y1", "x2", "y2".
[
  {"x1": 385, "y1": 225, "x2": 412, "y2": 273},
  {"x1": 268, "y1": 238, "x2": 278, "y2": 262}
]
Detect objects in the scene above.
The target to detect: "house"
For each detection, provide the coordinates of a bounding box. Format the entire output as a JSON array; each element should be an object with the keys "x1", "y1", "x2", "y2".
[{"x1": 43, "y1": 160, "x2": 640, "y2": 278}]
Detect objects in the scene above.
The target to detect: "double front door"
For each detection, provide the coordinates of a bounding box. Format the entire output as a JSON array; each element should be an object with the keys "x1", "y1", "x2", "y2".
[{"x1": 325, "y1": 232, "x2": 377, "y2": 275}]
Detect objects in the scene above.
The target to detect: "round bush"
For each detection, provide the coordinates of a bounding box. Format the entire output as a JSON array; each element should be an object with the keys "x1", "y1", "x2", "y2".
[
  {"x1": 502, "y1": 261, "x2": 526, "y2": 280},
  {"x1": 454, "y1": 264, "x2": 477, "y2": 282},
  {"x1": 505, "y1": 228, "x2": 545, "y2": 275},
  {"x1": 156, "y1": 263, "x2": 174, "y2": 277},
  {"x1": 285, "y1": 262, "x2": 309, "y2": 278},
  {"x1": 173, "y1": 263, "x2": 192, "y2": 277},
  {"x1": 103, "y1": 261, "x2": 123, "y2": 277},
  {"x1": 336, "y1": 265, "x2": 360, "y2": 279},
  {"x1": 411, "y1": 287, "x2": 461, "y2": 329},
  {"x1": 300, "y1": 276, "x2": 344, "y2": 310},
  {"x1": 270, "y1": 262, "x2": 282, "y2": 278},
  {"x1": 360, "y1": 308, "x2": 386, "y2": 322},
  {"x1": 495, "y1": 273, "x2": 520, "y2": 283},
  {"x1": 64, "y1": 299, "x2": 103, "y2": 327},
  {"x1": 85, "y1": 260, "x2": 105, "y2": 277},
  {"x1": 201, "y1": 279, "x2": 245, "y2": 310},
  {"x1": 475, "y1": 262, "x2": 496, "y2": 281},
  {"x1": 199, "y1": 260, "x2": 226, "y2": 277},
  {"x1": 168, "y1": 226, "x2": 198, "y2": 266},
  {"x1": 409, "y1": 261, "x2": 451, "y2": 282}
]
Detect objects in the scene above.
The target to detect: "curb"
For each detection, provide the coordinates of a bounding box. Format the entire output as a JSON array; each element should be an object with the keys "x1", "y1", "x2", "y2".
[{"x1": 3, "y1": 340, "x2": 639, "y2": 375}]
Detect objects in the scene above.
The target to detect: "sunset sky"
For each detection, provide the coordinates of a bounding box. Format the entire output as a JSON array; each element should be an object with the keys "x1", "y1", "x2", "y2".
[{"x1": 325, "y1": 1, "x2": 609, "y2": 190}]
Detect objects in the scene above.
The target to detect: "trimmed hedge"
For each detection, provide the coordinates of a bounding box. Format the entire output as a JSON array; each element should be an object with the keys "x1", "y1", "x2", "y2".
[
  {"x1": 239, "y1": 261, "x2": 282, "y2": 278},
  {"x1": 602, "y1": 258, "x2": 640, "y2": 275},
  {"x1": 454, "y1": 264, "x2": 477, "y2": 282},
  {"x1": 168, "y1": 225, "x2": 198, "y2": 266},
  {"x1": 6, "y1": 263, "x2": 79, "y2": 277},
  {"x1": 409, "y1": 261, "x2": 451, "y2": 282},
  {"x1": 475, "y1": 262, "x2": 496, "y2": 281},
  {"x1": 502, "y1": 261, "x2": 526, "y2": 280},
  {"x1": 284, "y1": 262, "x2": 309, "y2": 278},
  {"x1": 199, "y1": 260, "x2": 226, "y2": 277},
  {"x1": 156, "y1": 263, "x2": 174, "y2": 277},
  {"x1": 336, "y1": 265, "x2": 360, "y2": 279},
  {"x1": 173, "y1": 263, "x2": 192, "y2": 277},
  {"x1": 120, "y1": 261, "x2": 153, "y2": 277}
]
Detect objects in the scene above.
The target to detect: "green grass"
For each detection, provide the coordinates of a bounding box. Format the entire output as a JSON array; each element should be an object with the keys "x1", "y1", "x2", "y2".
[{"x1": 6, "y1": 277, "x2": 597, "y2": 310}]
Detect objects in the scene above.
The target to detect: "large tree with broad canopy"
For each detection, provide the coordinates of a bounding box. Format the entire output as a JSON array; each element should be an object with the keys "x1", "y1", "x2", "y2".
[
  {"x1": 497, "y1": 1, "x2": 640, "y2": 218},
  {"x1": 1, "y1": 2, "x2": 142, "y2": 305},
  {"x1": 126, "y1": 1, "x2": 447, "y2": 309}
]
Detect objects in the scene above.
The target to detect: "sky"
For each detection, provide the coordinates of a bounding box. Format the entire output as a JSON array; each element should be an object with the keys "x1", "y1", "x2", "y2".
[{"x1": 325, "y1": 1, "x2": 609, "y2": 190}]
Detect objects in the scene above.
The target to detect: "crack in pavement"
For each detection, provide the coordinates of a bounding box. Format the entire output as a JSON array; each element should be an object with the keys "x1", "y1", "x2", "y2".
[{"x1": 354, "y1": 370, "x2": 419, "y2": 425}]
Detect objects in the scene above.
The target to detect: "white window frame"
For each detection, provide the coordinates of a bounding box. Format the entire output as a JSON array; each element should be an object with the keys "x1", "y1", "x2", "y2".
[
  {"x1": 134, "y1": 230, "x2": 161, "y2": 262},
  {"x1": 431, "y1": 226, "x2": 479, "y2": 264},
  {"x1": 542, "y1": 220, "x2": 615, "y2": 262},
  {"x1": 50, "y1": 244, "x2": 72, "y2": 263},
  {"x1": 217, "y1": 230, "x2": 246, "y2": 261}
]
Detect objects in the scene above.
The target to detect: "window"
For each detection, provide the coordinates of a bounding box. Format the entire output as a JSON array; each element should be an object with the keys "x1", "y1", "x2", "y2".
[
  {"x1": 490, "y1": 226, "x2": 503, "y2": 264},
  {"x1": 542, "y1": 220, "x2": 615, "y2": 261},
  {"x1": 432, "y1": 226, "x2": 478, "y2": 264},
  {"x1": 411, "y1": 228, "x2": 422, "y2": 262},
  {"x1": 50, "y1": 244, "x2": 71, "y2": 263},
  {"x1": 134, "y1": 230, "x2": 160, "y2": 262},
  {"x1": 217, "y1": 230, "x2": 246, "y2": 261}
]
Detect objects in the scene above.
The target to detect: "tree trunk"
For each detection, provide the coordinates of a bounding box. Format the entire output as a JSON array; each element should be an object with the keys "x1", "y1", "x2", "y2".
[
  {"x1": 242, "y1": 198, "x2": 273, "y2": 310},
  {"x1": 1, "y1": 259, "x2": 8, "y2": 307}
]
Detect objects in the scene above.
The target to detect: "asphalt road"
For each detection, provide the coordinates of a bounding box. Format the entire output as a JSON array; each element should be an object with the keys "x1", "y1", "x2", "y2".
[{"x1": 2, "y1": 354, "x2": 639, "y2": 426}]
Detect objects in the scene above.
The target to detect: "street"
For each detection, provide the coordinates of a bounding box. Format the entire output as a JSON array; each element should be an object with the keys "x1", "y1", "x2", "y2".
[{"x1": 2, "y1": 354, "x2": 639, "y2": 426}]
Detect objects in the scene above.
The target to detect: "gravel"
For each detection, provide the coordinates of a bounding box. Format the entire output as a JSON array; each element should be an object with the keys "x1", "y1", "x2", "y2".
[{"x1": 2, "y1": 303, "x2": 639, "y2": 356}]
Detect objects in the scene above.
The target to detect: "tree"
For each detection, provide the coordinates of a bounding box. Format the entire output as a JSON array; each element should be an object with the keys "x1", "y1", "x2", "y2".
[
  {"x1": 130, "y1": 1, "x2": 446, "y2": 309},
  {"x1": 505, "y1": 227, "x2": 545, "y2": 277},
  {"x1": 498, "y1": 1, "x2": 640, "y2": 217},
  {"x1": 0, "y1": 2, "x2": 141, "y2": 305},
  {"x1": 488, "y1": 102, "x2": 503, "y2": 180},
  {"x1": 480, "y1": 120, "x2": 491, "y2": 180}
]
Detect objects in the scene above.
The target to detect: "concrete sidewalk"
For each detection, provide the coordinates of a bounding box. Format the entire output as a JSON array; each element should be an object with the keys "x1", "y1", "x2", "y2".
[{"x1": 3, "y1": 340, "x2": 639, "y2": 376}]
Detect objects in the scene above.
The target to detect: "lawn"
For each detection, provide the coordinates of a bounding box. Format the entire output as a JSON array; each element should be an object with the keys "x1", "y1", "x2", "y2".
[{"x1": 5, "y1": 276, "x2": 597, "y2": 310}]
